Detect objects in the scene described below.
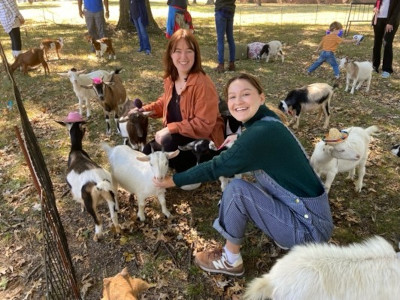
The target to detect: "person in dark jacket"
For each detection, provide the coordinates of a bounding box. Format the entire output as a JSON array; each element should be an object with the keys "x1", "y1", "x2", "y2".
[
  {"x1": 130, "y1": 0, "x2": 151, "y2": 55},
  {"x1": 372, "y1": 0, "x2": 400, "y2": 78},
  {"x1": 153, "y1": 73, "x2": 333, "y2": 276}
]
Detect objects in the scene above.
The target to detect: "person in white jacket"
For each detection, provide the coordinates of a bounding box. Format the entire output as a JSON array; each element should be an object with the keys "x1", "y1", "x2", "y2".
[{"x1": 0, "y1": 0, "x2": 28, "y2": 58}]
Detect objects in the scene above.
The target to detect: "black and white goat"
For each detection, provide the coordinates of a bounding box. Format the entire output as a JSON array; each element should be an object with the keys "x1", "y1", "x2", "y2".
[
  {"x1": 279, "y1": 83, "x2": 335, "y2": 129},
  {"x1": 257, "y1": 40, "x2": 284, "y2": 63},
  {"x1": 57, "y1": 119, "x2": 120, "y2": 242},
  {"x1": 391, "y1": 144, "x2": 400, "y2": 157},
  {"x1": 82, "y1": 69, "x2": 128, "y2": 134},
  {"x1": 118, "y1": 98, "x2": 151, "y2": 150}
]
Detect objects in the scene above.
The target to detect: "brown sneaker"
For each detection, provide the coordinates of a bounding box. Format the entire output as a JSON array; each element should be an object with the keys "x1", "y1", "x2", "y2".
[
  {"x1": 194, "y1": 248, "x2": 244, "y2": 276},
  {"x1": 228, "y1": 62, "x2": 236, "y2": 71},
  {"x1": 214, "y1": 63, "x2": 225, "y2": 73}
]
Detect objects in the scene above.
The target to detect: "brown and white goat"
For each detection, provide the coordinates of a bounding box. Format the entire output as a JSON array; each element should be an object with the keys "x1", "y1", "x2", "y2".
[
  {"x1": 10, "y1": 48, "x2": 49, "y2": 75},
  {"x1": 40, "y1": 37, "x2": 63, "y2": 60},
  {"x1": 82, "y1": 69, "x2": 127, "y2": 134},
  {"x1": 339, "y1": 57, "x2": 373, "y2": 94},
  {"x1": 85, "y1": 35, "x2": 116, "y2": 59},
  {"x1": 57, "y1": 119, "x2": 120, "y2": 242},
  {"x1": 118, "y1": 99, "x2": 151, "y2": 150}
]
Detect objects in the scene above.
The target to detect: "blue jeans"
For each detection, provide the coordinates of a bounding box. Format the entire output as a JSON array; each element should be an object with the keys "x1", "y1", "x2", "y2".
[
  {"x1": 215, "y1": 10, "x2": 235, "y2": 64},
  {"x1": 133, "y1": 17, "x2": 151, "y2": 52},
  {"x1": 308, "y1": 50, "x2": 339, "y2": 77}
]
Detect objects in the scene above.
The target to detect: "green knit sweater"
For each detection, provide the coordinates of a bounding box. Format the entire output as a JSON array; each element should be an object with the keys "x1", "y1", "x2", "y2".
[{"x1": 173, "y1": 105, "x2": 324, "y2": 197}]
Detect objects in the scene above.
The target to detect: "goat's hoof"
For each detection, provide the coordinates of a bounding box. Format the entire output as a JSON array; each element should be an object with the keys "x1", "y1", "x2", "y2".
[
  {"x1": 93, "y1": 233, "x2": 102, "y2": 242},
  {"x1": 136, "y1": 215, "x2": 145, "y2": 222},
  {"x1": 114, "y1": 225, "x2": 121, "y2": 234}
]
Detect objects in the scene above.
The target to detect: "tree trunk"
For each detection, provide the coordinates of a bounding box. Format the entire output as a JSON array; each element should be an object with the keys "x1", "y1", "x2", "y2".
[
  {"x1": 206, "y1": 0, "x2": 214, "y2": 5},
  {"x1": 116, "y1": 0, "x2": 162, "y2": 33}
]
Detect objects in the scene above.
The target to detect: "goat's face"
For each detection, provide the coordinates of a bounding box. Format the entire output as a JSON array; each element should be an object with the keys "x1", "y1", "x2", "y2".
[
  {"x1": 328, "y1": 142, "x2": 360, "y2": 161},
  {"x1": 339, "y1": 57, "x2": 347, "y2": 69},
  {"x1": 279, "y1": 101, "x2": 289, "y2": 114},
  {"x1": 136, "y1": 150, "x2": 180, "y2": 180}
]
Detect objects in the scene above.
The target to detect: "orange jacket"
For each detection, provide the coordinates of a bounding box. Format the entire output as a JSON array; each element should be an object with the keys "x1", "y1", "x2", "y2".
[{"x1": 142, "y1": 72, "x2": 225, "y2": 147}]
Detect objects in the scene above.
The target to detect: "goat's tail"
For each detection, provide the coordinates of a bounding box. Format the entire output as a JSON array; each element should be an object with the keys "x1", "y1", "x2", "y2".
[
  {"x1": 365, "y1": 125, "x2": 379, "y2": 137},
  {"x1": 243, "y1": 274, "x2": 274, "y2": 300}
]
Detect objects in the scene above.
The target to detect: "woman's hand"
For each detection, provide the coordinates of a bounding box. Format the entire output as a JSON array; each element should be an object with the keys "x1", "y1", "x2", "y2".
[
  {"x1": 218, "y1": 134, "x2": 238, "y2": 150},
  {"x1": 153, "y1": 176, "x2": 176, "y2": 188},
  {"x1": 386, "y1": 24, "x2": 394, "y2": 33},
  {"x1": 155, "y1": 127, "x2": 170, "y2": 145},
  {"x1": 18, "y1": 15, "x2": 25, "y2": 25}
]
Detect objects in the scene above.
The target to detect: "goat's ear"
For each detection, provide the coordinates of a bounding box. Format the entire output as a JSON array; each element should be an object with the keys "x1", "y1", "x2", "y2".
[
  {"x1": 57, "y1": 72, "x2": 68, "y2": 77},
  {"x1": 55, "y1": 120, "x2": 66, "y2": 127},
  {"x1": 167, "y1": 149, "x2": 180, "y2": 159},
  {"x1": 77, "y1": 69, "x2": 87, "y2": 75},
  {"x1": 80, "y1": 84, "x2": 93, "y2": 89},
  {"x1": 142, "y1": 111, "x2": 152, "y2": 116}
]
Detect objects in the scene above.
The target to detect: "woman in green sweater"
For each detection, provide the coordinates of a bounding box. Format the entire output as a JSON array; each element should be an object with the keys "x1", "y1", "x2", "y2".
[{"x1": 153, "y1": 73, "x2": 333, "y2": 276}]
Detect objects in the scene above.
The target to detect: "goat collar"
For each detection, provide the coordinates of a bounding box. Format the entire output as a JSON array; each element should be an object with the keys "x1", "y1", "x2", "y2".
[{"x1": 323, "y1": 128, "x2": 348, "y2": 144}]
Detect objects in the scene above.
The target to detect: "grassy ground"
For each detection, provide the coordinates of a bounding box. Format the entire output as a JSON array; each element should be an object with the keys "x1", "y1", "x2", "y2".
[{"x1": 1, "y1": 1, "x2": 400, "y2": 299}]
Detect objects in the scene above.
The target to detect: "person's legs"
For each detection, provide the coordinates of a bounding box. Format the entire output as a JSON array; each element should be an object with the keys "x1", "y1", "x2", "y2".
[
  {"x1": 372, "y1": 18, "x2": 386, "y2": 72},
  {"x1": 93, "y1": 10, "x2": 106, "y2": 39},
  {"x1": 84, "y1": 10, "x2": 99, "y2": 39},
  {"x1": 166, "y1": 6, "x2": 177, "y2": 38},
  {"x1": 326, "y1": 52, "x2": 340, "y2": 78},
  {"x1": 9, "y1": 27, "x2": 22, "y2": 57},
  {"x1": 225, "y1": 15, "x2": 235, "y2": 68},
  {"x1": 307, "y1": 51, "x2": 326, "y2": 73},
  {"x1": 215, "y1": 11, "x2": 227, "y2": 65},
  {"x1": 382, "y1": 23, "x2": 398, "y2": 74},
  {"x1": 136, "y1": 17, "x2": 151, "y2": 53}
]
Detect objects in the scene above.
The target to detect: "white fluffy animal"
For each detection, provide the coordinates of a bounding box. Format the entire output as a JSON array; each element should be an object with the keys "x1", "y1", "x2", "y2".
[
  {"x1": 310, "y1": 125, "x2": 378, "y2": 193},
  {"x1": 339, "y1": 57, "x2": 373, "y2": 94},
  {"x1": 244, "y1": 236, "x2": 400, "y2": 300},
  {"x1": 102, "y1": 144, "x2": 179, "y2": 221},
  {"x1": 257, "y1": 40, "x2": 284, "y2": 62}
]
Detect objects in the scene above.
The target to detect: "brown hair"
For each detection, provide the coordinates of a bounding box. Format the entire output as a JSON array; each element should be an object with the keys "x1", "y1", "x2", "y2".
[
  {"x1": 163, "y1": 29, "x2": 204, "y2": 81},
  {"x1": 224, "y1": 73, "x2": 287, "y2": 123},
  {"x1": 329, "y1": 21, "x2": 343, "y2": 31}
]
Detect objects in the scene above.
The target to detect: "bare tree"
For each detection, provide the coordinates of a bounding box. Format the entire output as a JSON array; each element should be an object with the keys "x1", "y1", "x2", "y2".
[{"x1": 117, "y1": 0, "x2": 162, "y2": 33}]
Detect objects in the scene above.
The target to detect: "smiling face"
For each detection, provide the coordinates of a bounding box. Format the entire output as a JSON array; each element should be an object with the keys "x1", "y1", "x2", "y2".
[
  {"x1": 227, "y1": 79, "x2": 265, "y2": 123},
  {"x1": 170, "y1": 39, "x2": 195, "y2": 77}
]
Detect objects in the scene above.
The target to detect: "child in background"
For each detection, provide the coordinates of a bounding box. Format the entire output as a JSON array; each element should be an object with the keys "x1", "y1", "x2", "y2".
[{"x1": 307, "y1": 21, "x2": 355, "y2": 79}]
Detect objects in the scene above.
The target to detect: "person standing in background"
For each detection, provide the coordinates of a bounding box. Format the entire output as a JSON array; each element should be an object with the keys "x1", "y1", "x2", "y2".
[
  {"x1": 130, "y1": 0, "x2": 151, "y2": 55},
  {"x1": 372, "y1": 0, "x2": 400, "y2": 78},
  {"x1": 214, "y1": 0, "x2": 236, "y2": 73},
  {"x1": 166, "y1": 0, "x2": 191, "y2": 39},
  {"x1": 78, "y1": 0, "x2": 109, "y2": 40},
  {"x1": 0, "y1": 0, "x2": 29, "y2": 58}
]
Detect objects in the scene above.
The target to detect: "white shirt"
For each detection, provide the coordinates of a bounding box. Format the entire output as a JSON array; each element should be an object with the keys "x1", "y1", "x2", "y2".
[{"x1": 377, "y1": 0, "x2": 390, "y2": 18}]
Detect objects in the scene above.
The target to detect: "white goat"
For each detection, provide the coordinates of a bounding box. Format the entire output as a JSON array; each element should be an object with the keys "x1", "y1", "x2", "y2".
[
  {"x1": 57, "y1": 117, "x2": 120, "y2": 241},
  {"x1": 339, "y1": 57, "x2": 373, "y2": 94},
  {"x1": 244, "y1": 236, "x2": 400, "y2": 300},
  {"x1": 310, "y1": 125, "x2": 379, "y2": 193},
  {"x1": 257, "y1": 40, "x2": 284, "y2": 62},
  {"x1": 279, "y1": 83, "x2": 335, "y2": 129},
  {"x1": 102, "y1": 144, "x2": 179, "y2": 221},
  {"x1": 58, "y1": 68, "x2": 111, "y2": 117}
]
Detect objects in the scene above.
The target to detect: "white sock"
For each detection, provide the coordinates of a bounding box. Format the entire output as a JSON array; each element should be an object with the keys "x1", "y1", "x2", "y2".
[
  {"x1": 223, "y1": 246, "x2": 241, "y2": 265},
  {"x1": 12, "y1": 50, "x2": 21, "y2": 58}
]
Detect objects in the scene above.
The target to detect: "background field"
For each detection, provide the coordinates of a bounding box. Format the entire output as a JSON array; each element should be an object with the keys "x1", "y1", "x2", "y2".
[{"x1": 0, "y1": 1, "x2": 399, "y2": 299}]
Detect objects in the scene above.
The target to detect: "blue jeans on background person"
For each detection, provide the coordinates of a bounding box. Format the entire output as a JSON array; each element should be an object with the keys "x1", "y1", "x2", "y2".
[
  {"x1": 215, "y1": 9, "x2": 235, "y2": 64},
  {"x1": 133, "y1": 17, "x2": 151, "y2": 53},
  {"x1": 308, "y1": 50, "x2": 339, "y2": 78}
]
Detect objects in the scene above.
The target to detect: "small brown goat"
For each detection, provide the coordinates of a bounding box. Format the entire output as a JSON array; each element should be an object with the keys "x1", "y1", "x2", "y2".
[
  {"x1": 10, "y1": 48, "x2": 50, "y2": 75},
  {"x1": 85, "y1": 35, "x2": 116, "y2": 59},
  {"x1": 40, "y1": 37, "x2": 63, "y2": 60}
]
